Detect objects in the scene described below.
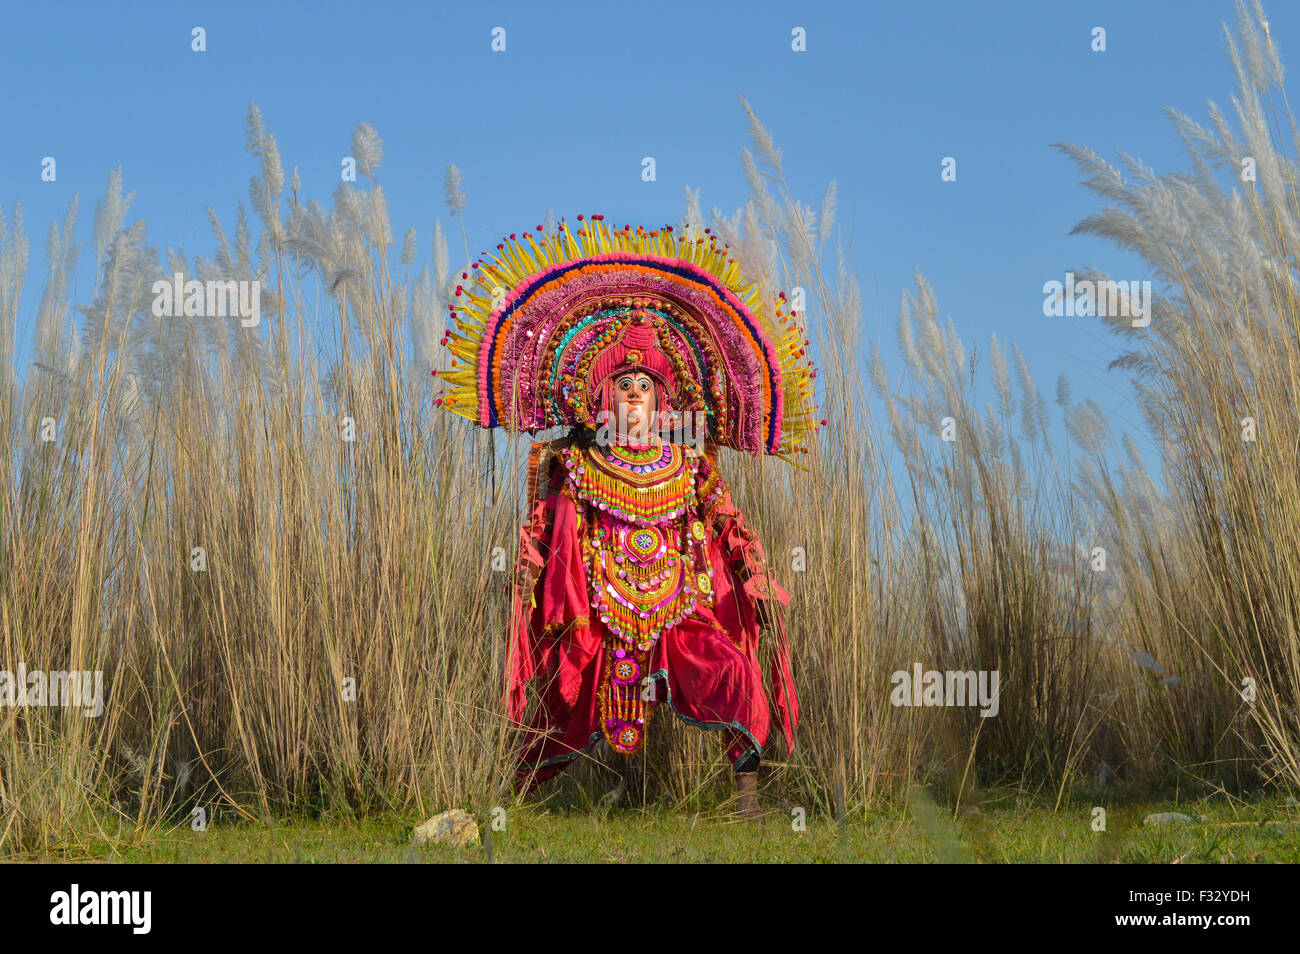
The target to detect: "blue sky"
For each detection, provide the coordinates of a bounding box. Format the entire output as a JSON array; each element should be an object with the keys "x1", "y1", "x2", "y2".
[{"x1": 1, "y1": 0, "x2": 1280, "y2": 485}]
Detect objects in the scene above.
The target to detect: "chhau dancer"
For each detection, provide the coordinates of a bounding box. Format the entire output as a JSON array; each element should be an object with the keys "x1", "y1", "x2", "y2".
[{"x1": 436, "y1": 216, "x2": 818, "y2": 817}]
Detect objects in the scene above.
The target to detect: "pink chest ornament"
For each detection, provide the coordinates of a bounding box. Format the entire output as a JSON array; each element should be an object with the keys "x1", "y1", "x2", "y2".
[{"x1": 564, "y1": 441, "x2": 715, "y2": 754}]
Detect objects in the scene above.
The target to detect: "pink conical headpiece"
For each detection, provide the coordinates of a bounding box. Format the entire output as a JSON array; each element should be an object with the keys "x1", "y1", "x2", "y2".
[{"x1": 588, "y1": 311, "x2": 679, "y2": 415}]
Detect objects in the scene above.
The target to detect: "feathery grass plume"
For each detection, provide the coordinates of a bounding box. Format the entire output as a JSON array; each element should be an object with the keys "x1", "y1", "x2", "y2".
[
  {"x1": 369, "y1": 185, "x2": 395, "y2": 249},
  {"x1": 990, "y1": 334, "x2": 1013, "y2": 418},
  {"x1": 350, "y1": 122, "x2": 384, "y2": 179},
  {"x1": 678, "y1": 185, "x2": 705, "y2": 241},
  {"x1": 897, "y1": 292, "x2": 923, "y2": 372},
  {"x1": 444, "y1": 164, "x2": 467, "y2": 216},
  {"x1": 1055, "y1": 372, "x2": 1071, "y2": 409},
  {"x1": 739, "y1": 94, "x2": 785, "y2": 178},
  {"x1": 29, "y1": 200, "x2": 81, "y2": 414},
  {"x1": 0, "y1": 204, "x2": 30, "y2": 352},
  {"x1": 410, "y1": 266, "x2": 437, "y2": 374},
  {"x1": 0, "y1": 203, "x2": 30, "y2": 450},
  {"x1": 944, "y1": 317, "x2": 965, "y2": 376},
  {"x1": 739, "y1": 148, "x2": 780, "y2": 239},
  {"x1": 246, "y1": 105, "x2": 286, "y2": 199},
  {"x1": 92, "y1": 169, "x2": 134, "y2": 267},
  {"x1": 824, "y1": 244, "x2": 864, "y2": 353},
  {"x1": 818, "y1": 180, "x2": 837, "y2": 260},
  {"x1": 783, "y1": 200, "x2": 818, "y2": 283},
  {"x1": 246, "y1": 106, "x2": 286, "y2": 251},
  {"x1": 1065, "y1": 400, "x2": 1107, "y2": 456},
  {"x1": 1010, "y1": 344, "x2": 1046, "y2": 444},
  {"x1": 869, "y1": 342, "x2": 890, "y2": 394},
  {"x1": 430, "y1": 217, "x2": 449, "y2": 298},
  {"x1": 401, "y1": 227, "x2": 417, "y2": 270}
]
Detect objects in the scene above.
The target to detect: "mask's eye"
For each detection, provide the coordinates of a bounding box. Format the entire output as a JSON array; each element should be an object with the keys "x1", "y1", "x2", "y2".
[
  {"x1": 617, "y1": 377, "x2": 634, "y2": 391},
  {"x1": 638, "y1": 378, "x2": 652, "y2": 392}
]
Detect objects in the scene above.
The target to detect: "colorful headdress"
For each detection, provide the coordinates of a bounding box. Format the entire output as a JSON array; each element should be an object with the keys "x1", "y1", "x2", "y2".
[{"x1": 435, "y1": 215, "x2": 817, "y2": 458}]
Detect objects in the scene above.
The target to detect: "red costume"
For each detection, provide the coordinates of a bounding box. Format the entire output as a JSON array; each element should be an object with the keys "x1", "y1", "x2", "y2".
[
  {"x1": 434, "y1": 216, "x2": 817, "y2": 790},
  {"x1": 506, "y1": 419, "x2": 798, "y2": 785}
]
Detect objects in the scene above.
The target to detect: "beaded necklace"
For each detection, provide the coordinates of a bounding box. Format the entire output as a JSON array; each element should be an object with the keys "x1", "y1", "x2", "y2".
[
  {"x1": 563, "y1": 441, "x2": 692, "y2": 526},
  {"x1": 564, "y1": 441, "x2": 716, "y2": 755}
]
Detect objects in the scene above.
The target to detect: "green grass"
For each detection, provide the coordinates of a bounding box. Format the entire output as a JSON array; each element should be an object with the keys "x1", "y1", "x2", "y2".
[{"x1": 13, "y1": 795, "x2": 1299, "y2": 864}]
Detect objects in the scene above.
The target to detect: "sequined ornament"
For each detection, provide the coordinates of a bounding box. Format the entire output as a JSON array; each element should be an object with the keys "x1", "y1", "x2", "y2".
[
  {"x1": 569, "y1": 443, "x2": 714, "y2": 651},
  {"x1": 563, "y1": 441, "x2": 692, "y2": 526},
  {"x1": 565, "y1": 439, "x2": 717, "y2": 755},
  {"x1": 600, "y1": 643, "x2": 654, "y2": 754}
]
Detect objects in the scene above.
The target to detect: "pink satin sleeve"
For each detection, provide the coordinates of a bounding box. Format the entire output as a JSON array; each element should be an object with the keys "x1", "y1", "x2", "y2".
[{"x1": 504, "y1": 459, "x2": 600, "y2": 723}]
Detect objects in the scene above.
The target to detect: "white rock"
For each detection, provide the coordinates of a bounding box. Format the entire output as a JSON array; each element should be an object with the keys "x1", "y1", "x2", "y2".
[{"x1": 412, "y1": 809, "x2": 480, "y2": 846}]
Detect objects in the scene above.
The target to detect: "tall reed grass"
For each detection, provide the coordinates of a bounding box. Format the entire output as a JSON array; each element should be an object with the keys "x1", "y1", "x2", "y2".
[
  {"x1": 1054, "y1": 0, "x2": 1300, "y2": 793},
  {"x1": 0, "y1": 1, "x2": 1296, "y2": 854}
]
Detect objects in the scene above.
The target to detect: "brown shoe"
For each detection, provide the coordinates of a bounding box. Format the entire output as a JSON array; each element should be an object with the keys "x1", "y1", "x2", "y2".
[{"x1": 735, "y1": 771, "x2": 762, "y2": 820}]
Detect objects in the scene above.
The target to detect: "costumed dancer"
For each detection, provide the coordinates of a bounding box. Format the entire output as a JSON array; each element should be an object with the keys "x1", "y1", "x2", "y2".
[{"x1": 435, "y1": 215, "x2": 817, "y2": 817}]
